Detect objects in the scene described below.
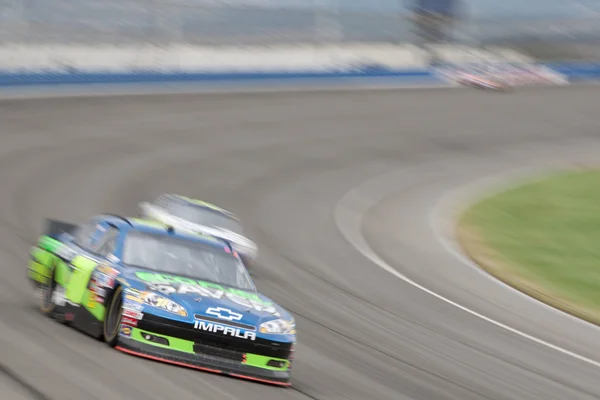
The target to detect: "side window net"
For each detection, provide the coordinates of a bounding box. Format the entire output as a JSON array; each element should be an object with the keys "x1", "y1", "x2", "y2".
[{"x1": 96, "y1": 227, "x2": 120, "y2": 256}]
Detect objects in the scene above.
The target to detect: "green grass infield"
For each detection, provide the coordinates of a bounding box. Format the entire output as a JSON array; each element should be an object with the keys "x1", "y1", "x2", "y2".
[{"x1": 458, "y1": 168, "x2": 600, "y2": 325}]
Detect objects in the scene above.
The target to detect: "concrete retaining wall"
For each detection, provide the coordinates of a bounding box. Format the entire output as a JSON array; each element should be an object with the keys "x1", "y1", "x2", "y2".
[
  {"x1": 0, "y1": 44, "x2": 533, "y2": 72},
  {"x1": 0, "y1": 43, "x2": 598, "y2": 89}
]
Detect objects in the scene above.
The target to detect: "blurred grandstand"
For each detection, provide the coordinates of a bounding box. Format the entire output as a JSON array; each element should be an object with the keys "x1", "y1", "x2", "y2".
[{"x1": 0, "y1": 0, "x2": 599, "y2": 61}]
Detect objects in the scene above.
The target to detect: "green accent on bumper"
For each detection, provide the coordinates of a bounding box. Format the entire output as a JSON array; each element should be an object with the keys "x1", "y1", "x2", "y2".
[
  {"x1": 131, "y1": 328, "x2": 194, "y2": 353},
  {"x1": 244, "y1": 353, "x2": 289, "y2": 371},
  {"x1": 127, "y1": 328, "x2": 289, "y2": 371}
]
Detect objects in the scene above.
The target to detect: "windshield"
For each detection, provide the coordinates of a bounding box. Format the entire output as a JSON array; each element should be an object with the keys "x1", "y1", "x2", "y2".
[
  {"x1": 167, "y1": 203, "x2": 244, "y2": 234},
  {"x1": 122, "y1": 232, "x2": 254, "y2": 291}
]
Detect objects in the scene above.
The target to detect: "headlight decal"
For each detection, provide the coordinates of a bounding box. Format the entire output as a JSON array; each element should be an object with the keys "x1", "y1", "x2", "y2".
[
  {"x1": 141, "y1": 292, "x2": 187, "y2": 317},
  {"x1": 259, "y1": 319, "x2": 296, "y2": 335}
]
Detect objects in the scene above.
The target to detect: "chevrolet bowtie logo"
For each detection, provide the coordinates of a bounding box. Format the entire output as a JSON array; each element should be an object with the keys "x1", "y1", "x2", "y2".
[{"x1": 205, "y1": 307, "x2": 243, "y2": 321}]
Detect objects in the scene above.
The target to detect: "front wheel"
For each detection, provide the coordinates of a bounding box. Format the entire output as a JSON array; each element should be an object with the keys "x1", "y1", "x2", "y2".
[{"x1": 103, "y1": 285, "x2": 123, "y2": 347}]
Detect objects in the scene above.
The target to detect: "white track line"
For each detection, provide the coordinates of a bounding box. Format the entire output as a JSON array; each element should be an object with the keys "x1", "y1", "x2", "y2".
[
  {"x1": 429, "y1": 162, "x2": 600, "y2": 332},
  {"x1": 334, "y1": 163, "x2": 600, "y2": 370}
]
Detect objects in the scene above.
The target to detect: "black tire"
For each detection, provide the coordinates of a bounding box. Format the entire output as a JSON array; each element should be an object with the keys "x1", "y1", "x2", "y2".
[
  {"x1": 103, "y1": 285, "x2": 123, "y2": 347},
  {"x1": 39, "y1": 268, "x2": 57, "y2": 317}
]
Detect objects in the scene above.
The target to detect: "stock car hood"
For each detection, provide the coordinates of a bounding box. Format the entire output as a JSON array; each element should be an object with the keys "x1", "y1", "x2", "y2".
[{"x1": 119, "y1": 269, "x2": 295, "y2": 340}]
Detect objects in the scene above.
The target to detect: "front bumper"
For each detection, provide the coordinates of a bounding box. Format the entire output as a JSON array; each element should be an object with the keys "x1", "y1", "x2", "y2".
[{"x1": 115, "y1": 327, "x2": 292, "y2": 387}]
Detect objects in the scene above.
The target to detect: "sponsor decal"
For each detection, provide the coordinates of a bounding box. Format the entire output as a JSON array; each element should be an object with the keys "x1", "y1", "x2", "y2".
[
  {"x1": 205, "y1": 307, "x2": 243, "y2": 321},
  {"x1": 120, "y1": 325, "x2": 132, "y2": 337},
  {"x1": 121, "y1": 317, "x2": 138, "y2": 327},
  {"x1": 123, "y1": 309, "x2": 143, "y2": 320},
  {"x1": 98, "y1": 265, "x2": 119, "y2": 276},
  {"x1": 124, "y1": 288, "x2": 144, "y2": 303},
  {"x1": 92, "y1": 272, "x2": 115, "y2": 288},
  {"x1": 87, "y1": 293, "x2": 98, "y2": 308},
  {"x1": 135, "y1": 272, "x2": 261, "y2": 300},
  {"x1": 136, "y1": 272, "x2": 280, "y2": 316},
  {"x1": 123, "y1": 299, "x2": 144, "y2": 311},
  {"x1": 193, "y1": 320, "x2": 256, "y2": 341},
  {"x1": 147, "y1": 284, "x2": 177, "y2": 296},
  {"x1": 125, "y1": 295, "x2": 143, "y2": 303},
  {"x1": 89, "y1": 266, "x2": 119, "y2": 306}
]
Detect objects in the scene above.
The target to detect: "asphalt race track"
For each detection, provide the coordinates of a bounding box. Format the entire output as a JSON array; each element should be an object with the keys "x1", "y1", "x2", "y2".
[{"x1": 2, "y1": 85, "x2": 600, "y2": 400}]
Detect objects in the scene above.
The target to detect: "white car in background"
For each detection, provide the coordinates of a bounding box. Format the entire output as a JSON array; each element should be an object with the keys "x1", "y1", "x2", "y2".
[{"x1": 138, "y1": 194, "x2": 258, "y2": 266}]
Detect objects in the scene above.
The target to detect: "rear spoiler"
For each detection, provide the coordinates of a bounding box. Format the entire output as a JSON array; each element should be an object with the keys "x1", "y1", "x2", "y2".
[{"x1": 43, "y1": 219, "x2": 78, "y2": 239}]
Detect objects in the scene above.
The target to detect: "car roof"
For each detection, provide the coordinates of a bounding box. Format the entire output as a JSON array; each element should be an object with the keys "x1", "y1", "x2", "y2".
[
  {"x1": 161, "y1": 194, "x2": 239, "y2": 220},
  {"x1": 97, "y1": 214, "x2": 232, "y2": 250}
]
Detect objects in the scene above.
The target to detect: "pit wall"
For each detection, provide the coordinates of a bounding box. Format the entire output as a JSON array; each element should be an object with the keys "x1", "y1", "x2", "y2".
[
  {"x1": 0, "y1": 44, "x2": 597, "y2": 87},
  {"x1": 0, "y1": 44, "x2": 532, "y2": 72}
]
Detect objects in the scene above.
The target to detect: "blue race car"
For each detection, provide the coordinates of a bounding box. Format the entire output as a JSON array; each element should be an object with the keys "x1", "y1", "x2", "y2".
[{"x1": 27, "y1": 214, "x2": 296, "y2": 386}]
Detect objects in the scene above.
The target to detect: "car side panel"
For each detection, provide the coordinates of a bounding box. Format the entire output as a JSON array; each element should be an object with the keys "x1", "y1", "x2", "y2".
[
  {"x1": 82, "y1": 264, "x2": 123, "y2": 322},
  {"x1": 65, "y1": 255, "x2": 98, "y2": 304},
  {"x1": 28, "y1": 235, "x2": 109, "y2": 328},
  {"x1": 68, "y1": 258, "x2": 115, "y2": 337},
  {"x1": 28, "y1": 238, "x2": 72, "y2": 286},
  {"x1": 82, "y1": 288, "x2": 106, "y2": 321},
  {"x1": 61, "y1": 255, "x2": 113, "y2": 324},
  {"x1": 54, "y1": 259, "x2": 71, "y2": 287},
  {"x1": 28, "y1": 247, "x2": 53, "y2": 285}
]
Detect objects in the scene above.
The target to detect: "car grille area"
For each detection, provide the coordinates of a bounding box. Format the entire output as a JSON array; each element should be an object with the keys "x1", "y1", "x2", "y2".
[
  {"x1": 138, "y1": 314, "x2": 293, "y2": 360},
  {"x1": 193, "y1": 342, "x2": 244, "y2": 362}
]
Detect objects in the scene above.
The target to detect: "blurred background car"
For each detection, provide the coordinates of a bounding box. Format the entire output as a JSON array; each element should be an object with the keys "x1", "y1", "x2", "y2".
[{"x1": 139, "y1": 194, "x2": 259, "y2": 268}]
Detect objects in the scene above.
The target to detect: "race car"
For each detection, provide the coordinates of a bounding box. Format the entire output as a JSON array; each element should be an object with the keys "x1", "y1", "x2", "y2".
[
  {"x1": 139, "y1": 194, "x2": 258, "y2": 267},
  {"x1": 27, "y1": 215, "x2": 295, "y2": 386},
  {"x1": 454, "y1": 67, "x2": 509, "y2": 91}
]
